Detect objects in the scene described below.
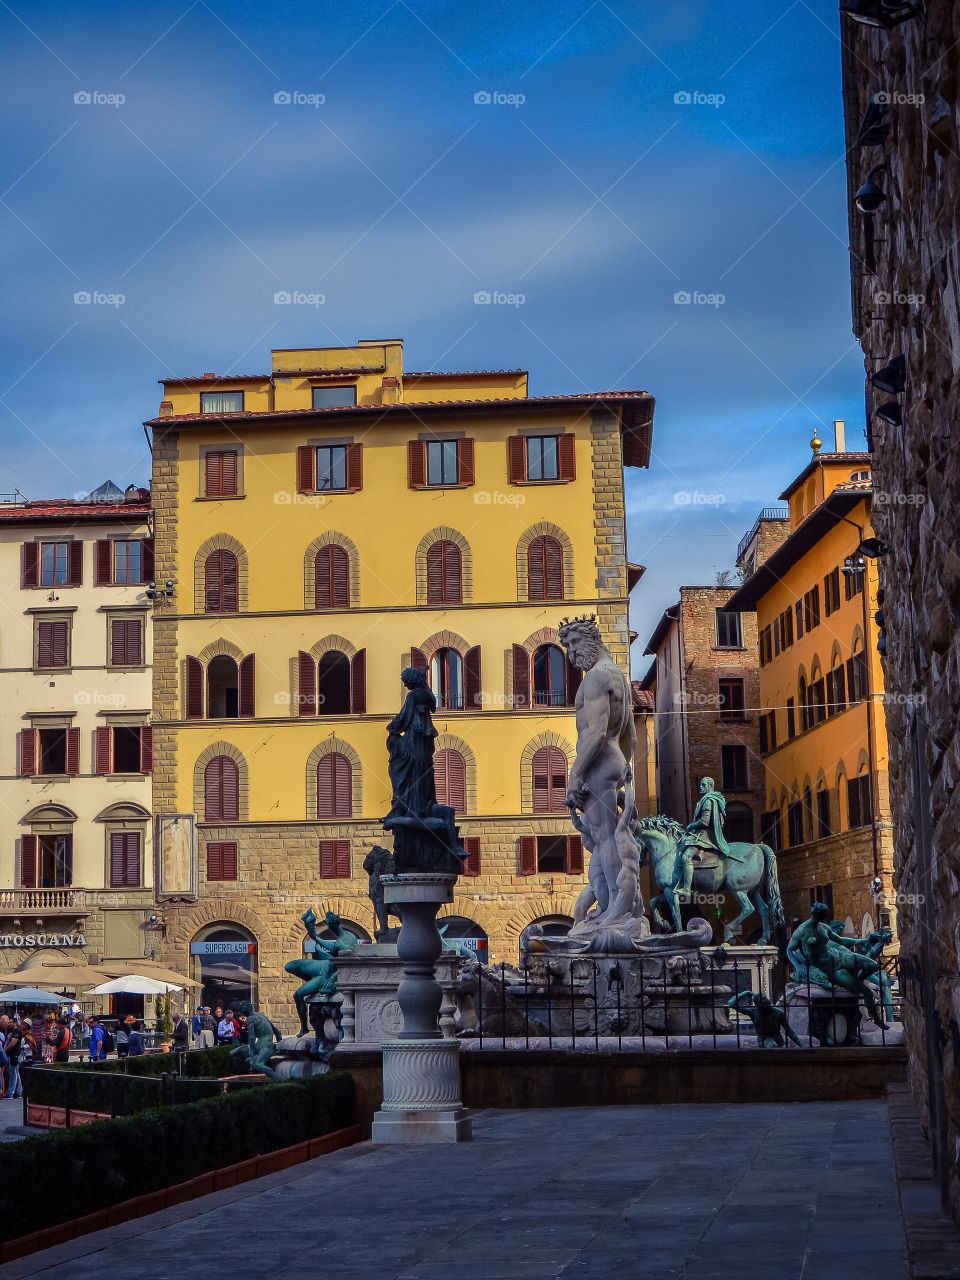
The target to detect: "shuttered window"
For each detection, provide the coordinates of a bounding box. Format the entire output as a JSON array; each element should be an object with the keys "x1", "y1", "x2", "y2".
[
  {"x1": 204, "y1": 549, "x2": 239, "y2": 613},
  {"x1": 206, "y1": 841, "x2": 239, "y2": 881},
  {"x1": 37, "y1": 619, "x2": 70, "y2": 669},
  {"x1": 317, "y1": 752, "x2": 353, "y2": 819},
  {"x1": 110, "y1": 617, "x2": 143, "y2": 666},
  {"x1": 532, "y1": 746, "x2": 568, "y2": 812},
  {"x1": 434, "y1": 748, "x2": 467, "y2": 814},
  {"x1": 318, "y1": 651, "x2": 351, "y2": 715},
  {"x1": 426, "y1": 540, "x2": 462, "y2": 605},
  {"x1": 109, "y1": 832, "x2": 142, "y2": 888},
  {"x1": 506, "y1": 434, "x2": 575, "y2": 483},
  {"x1": 527, "y1": 536, "x2": 564, "y2": 601},
  {"x1": 519, "y1": 835, "x2": 583, "y2": 874},
  {"x1": 319, "y1": 839, "x2": 351, "y2": 878},
  {"x1": 204, "y1": 755, "x2": 240, "y2": 822},
  {"x1": 462, "y1": 836, "x2": 481, "y2": 876},
  {"x1": 315, "y1": 545, "x2": 350, "y2": 609},
  {"x1": 205, "y1": 450, "x2": 239, "y2": 497}
]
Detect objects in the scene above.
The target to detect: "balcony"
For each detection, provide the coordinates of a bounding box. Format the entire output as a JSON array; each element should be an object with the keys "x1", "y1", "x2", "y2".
[
  {"x1": 0, "y1": 888, "x2": 88, "y2": 915},
  {"x1": 736, "y1": 507, "x2": 790, "y2": 566}
]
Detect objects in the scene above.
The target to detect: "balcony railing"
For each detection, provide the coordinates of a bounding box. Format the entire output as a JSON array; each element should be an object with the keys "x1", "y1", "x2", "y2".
[
  {"x1": 0, "y1": 888, "x2": 88, "y2": 913},
  {"x1": 736, "y1": 506, "x2": 790, "y2": 565}
]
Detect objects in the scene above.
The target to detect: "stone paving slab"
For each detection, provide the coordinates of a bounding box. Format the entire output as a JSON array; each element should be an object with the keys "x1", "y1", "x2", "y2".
[{"x1": 9, "y1": 1101, "x2": 908, "y2": 1279}]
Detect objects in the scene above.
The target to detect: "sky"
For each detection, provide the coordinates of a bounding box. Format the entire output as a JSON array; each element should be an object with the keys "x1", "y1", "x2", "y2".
[{"x1": 0, "y1": 0, "x2": 866, "y2": 668}]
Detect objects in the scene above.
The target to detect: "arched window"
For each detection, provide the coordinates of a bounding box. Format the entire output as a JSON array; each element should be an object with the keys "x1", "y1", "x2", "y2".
[
  {"x1": 204, "y1": 755, "x2": 239, "y2": 822},
  {"x1": 521, "y1": 915, "x2": 574, "y2": 956},
  {"x1": 207, "y1": 656, "x2": 239, "y2": 718},
  {"x1": 532, "y1": 745, "x2": 568, "y2": 812},
  {"x1": 439, "y1": 916, "x2": 488, "y2": 962},
  {"x1": 431, "y1": 648, "x2": 464, "y2": 710},
  {"x1": 426, "y1": 540, "x2": 462, "y2": 605},
  {"x1": 532, "y1": 643, "x2": 567, "y2": 707},
  {"x1": 527, "y1": 536, "x2": 564, "y2": 601},
  {"x1": 725, "y1": 801, "x2": 754, "y2": 844},
  {"x1": 317, "y1": 751, "x2": 352, "y2": 818},
  {"x1": 435, "y1": 748, "x2": 467, "y2": 813},
  {"x1": 193, "y1": 923, "x2": 257, "y2": 1010},
  {"x1": 315, "y1": 545, "x2": 350, "y2": 609},
  {"x1": 204, "y1": 549, "x2": 239, "y2": 613},
  {"x1": 318, "y1": 651, "x2": 351, "y2": 715}
]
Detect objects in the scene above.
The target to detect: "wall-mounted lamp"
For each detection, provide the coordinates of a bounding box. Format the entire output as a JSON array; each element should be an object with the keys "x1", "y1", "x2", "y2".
[
  {"x1": 855, "y1": 165, "x2": 887, "y2": 215},
  {"x1": 858, "y1": 537, "x2": 892, "y2": 558},
  {"x1": 841, "y1": 0, "x2": 924, "y2": 29},
  {"x1": 875, "y1": 401, "x2": 903, "y2": 428},
  {"x1": 146, "y1": 580, "x2": 176, "y2": 603},
  {"x1": 871, "y1": 355, "x2": 906, "y2": 395}
]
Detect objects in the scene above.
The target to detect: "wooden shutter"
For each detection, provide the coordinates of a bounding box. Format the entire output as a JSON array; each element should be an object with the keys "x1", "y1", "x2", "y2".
[
  {"x1": 140, "y1": 726, "x2": 153, "y2": 773},
  {"x1": 21, "y1": 542, "x2": 39, "y2": 589},
  {"x1": 297, "y1": 445, "x2": 315, "y2": 493},
  {"x1": 462, "y1": 836, "x2": 481, "y2": 876},
  {"x1": 66, "y1": 727, "x2": 80, "y2": 776},
  {"x1": 317, "y1": 752, "x2": 352, "y2": 819},
  {"x1": 444, "y1": 542, "x2": 462, "y2": 603},
  {"x1": 408, "y1": 439, "x2": 426, "y2": 488},
  {"x1": 38, "y1": 620, "x2": 69, "y2": 668},
  {"x1": 464, "y1": 645, "x2": 482, "y2": 709},
  {"x1": 566, "y1": 835, "x2": 584, "y2": 875},
  {"x1": 507, "y1": 436, "x2": 526, "y2": 484},
  {"x1": 186, "y1": 656, "x2": 204, "y2": 719},
  {"x1": 512, "y1": 644, "x2": 530, "y2": 708},
  {"x1": 345, "y1": 442, "x2": 363, "y2": 491},
  {"x1": 19, "y1": 730, "x2": 37, "y2": 777},
  {"x1": 207, "y1": 841, "x2": 238, "y2": 881},
  {"x1": 221, "y1": 551, "x2": 239, "y2": 612},
  {"x1": 204, "y1": 551, "x2": 236, "y2": 613},
  {"x1": 458, "y1": 438, "x2": 475, "y2": 486},
  {"x1": 518, "y1": 835, "x2": 537, "y2": 875},
  {"x1": 351, "y1": 649, "x2": 366, "y2": 714},
  {"x1": 435, "y1": 749, "x2": 466, "y2": 814},
  {"x1": 19, "y1": 835, "x2": 38, "y2": 888},
  {"x1": 528, "y1": 536, "x2": 564, "y2": 600},
  {"x1": 298, "y1": 652, "x2": 317, "y2": 716},
  {"x1": 141, "y1": 538, "x2": 155, "y2": 584},
  {"x1": 95, "y1": 726, "x2": 112, "y2": 775},
  {"x1": 206, "y1": 450, "x2": 238, "y2": 498},
  {"x1": 111, "y1": 618, "x2": 142, "y2": 666},
  {"x1": 319, "y1": 839, "x2": 351, "y2": 878},
  {"x1": 558, "y1": 432, "x2": 576, "y2": 480},
  {"x1": 68, "y1": 540, "x2": 83, "y2": 586},
  {"x1": 565, "y1": 657, "x2": 583, "y2": 705},
  {"x1": 410, "y1": 647, "x2": 427, "y2": 673},
  {"x1": 110, "y1": 832, "x2": 141, "y2": 888},
  {"x1": 95, "y1": 540, "x2": 113, "y2": 585},
  {"x1": 205, "y1": 756, "x2": 239, "y2": 822},
  {"x1": 316, "y1": 545, "x2": 350, "y2": 609},
  {"x1": 239, "y1": 654, "x2": 256, "y2": 717},
  {"x1": 533, "y1": 746, "x2": 567, "y2": 812}
]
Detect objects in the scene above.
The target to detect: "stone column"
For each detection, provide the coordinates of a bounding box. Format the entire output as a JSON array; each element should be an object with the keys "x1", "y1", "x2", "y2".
[{"x1": 371, "y1": 873, "x2": 471, "y2": 1143}]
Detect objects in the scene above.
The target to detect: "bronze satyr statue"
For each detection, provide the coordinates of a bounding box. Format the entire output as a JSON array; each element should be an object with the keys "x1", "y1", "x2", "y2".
[
  {"x1": 284, "y1": 908, "x2": 356, "y2": 1037},
  {"x1": 363, "y1": 844, "x2": 400, "y2": 940},
  {"x1": 230, "y1": 1000, "x2": 283, "y2": 1079}
]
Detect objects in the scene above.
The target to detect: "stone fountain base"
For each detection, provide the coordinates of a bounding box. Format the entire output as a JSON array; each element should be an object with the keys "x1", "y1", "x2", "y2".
[{"x1": 372, "y1": 1038, "x2": 471, "y2": 1144}]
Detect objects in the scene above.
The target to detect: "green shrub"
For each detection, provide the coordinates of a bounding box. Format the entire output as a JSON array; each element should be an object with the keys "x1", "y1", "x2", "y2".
[{"x1": 0, "y1": 1071, "x2": 355, "y2": 1242}]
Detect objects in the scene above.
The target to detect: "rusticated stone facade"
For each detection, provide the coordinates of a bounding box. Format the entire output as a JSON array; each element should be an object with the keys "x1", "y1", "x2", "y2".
[{"x1": 841, "y1": 8, "x2": 960, "y2": 1219}]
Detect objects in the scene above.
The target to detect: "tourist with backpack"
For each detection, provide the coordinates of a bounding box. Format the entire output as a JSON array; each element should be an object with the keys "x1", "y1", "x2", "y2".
[{"x1": 87, "y1": 1016, "x2": 106, "y2": 1062}]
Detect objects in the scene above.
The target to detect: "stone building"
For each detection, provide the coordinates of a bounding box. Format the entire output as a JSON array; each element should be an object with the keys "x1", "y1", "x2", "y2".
[
  {"x1": 840, "y1": 3, "x2": 960, "y2": 1217},
  {"x1": 145, "y1": 339, "x2": 653, "y2": 1018},
  {"x1": 0, "y1": 490, "x2": 155, "y2": 1000}
]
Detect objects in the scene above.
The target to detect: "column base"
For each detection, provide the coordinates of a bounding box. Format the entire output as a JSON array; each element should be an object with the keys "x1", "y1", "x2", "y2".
[
  {"x1": 374, "y1": 1036, "x2": 471, "y2": 1143},
  {"x1": 371, "y1": 1107, "x2": 472, "y2": 1144}
]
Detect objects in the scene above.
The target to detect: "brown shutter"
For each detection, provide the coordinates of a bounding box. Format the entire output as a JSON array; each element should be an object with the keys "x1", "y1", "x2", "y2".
[
  {"x1": 297, "y1": 445, "x2": 315, "y2": 493},
  {"x1": 111, "y1": 618, "x2": 141, "y2": 666},
  {"x1": 205, "y1": 452, "x2": 219, "y2": 497},
  {"x1": 566, "y1": 835, "x2": 584, "y2": 875},
  {"x1": 565, "y1": 657, "x2": 583, "y2": 705},
  {"x1": 95, "y1": 540, "x2": 113, "y2": 585},
  {"x1": 512, "y1": 645, "x2": 530, "y2": 709},
  {"x1": 66, "y1": 727, "x2": 80, "y2": 776},
  {"x1": 507, "y1": 436, "x2": 526, "y2": 484},
  {"x1": 408, "y1": 439, "x2": 426, "y2": 488},
  {"x1": 518, "y1": 835, "x2": 537, "y2": 875},
  {"x1": 19, "y1": 835, "x2": 38, "y2": 888},
  {"x1": 410, "y1": 647, "x2": 427, "y2": 674},
  {"x1": 426, "y1": 542, "x2": 444, "y2": 605},
  {"x1": 316, "y1": 546, "x2": 350, "y2": 609},
  {"x1": 239, "y1": 654, "x2": 256, "y2": 717},
  {"x1": 140, "y1": 726, "x2": 153, "y2": 773},
  {"x1": 110, "y1": 832, "x2": 126, "y2": 887},
  {"x1": 458, "y1": 438, "x2": 475, "y2": 486},
  {"x1": 318, "y1": 752, "x2": 353, "y2": 819},
  {"x1": 19, "y1": 730, "x2": 36, "y2": 777},
  {"x1": 141, "y1": 538, "x2": 155, "y2": 583},
  {"x1": 527, "y1": 538, "x2": 546, "y2": 600},
  {"x1": 435, "y1": 749, "x2": 466, "y2": 814},
  {"x1": 220, "y1": 551, "x2": 239, "y2": 612},
  {"x1": 543, "y1": 537, "x2": 564, "y2": 599},
  {"x1": 532, "y1": 747, "x2": 550, "y2": 812},
  {"x1": 345, "y1": 442, "x2": 363, "y2": 491},
  {"x1": 37, "y1": 621, "x2": 57, "y2": 668},
  {"x1": 68, "y1": 540, "x2": 83, "y2": 586},
  {"x1": 21, "y1": 542, "x2": 39, "y2": 589},
  {"x1": 207, "y1": 841, "x2": 222, "y2": 880},
  {"x1": 444, "y1": 542, "x2": 462, "y2": 603},
  {"x1": 350, "y1": 649, "x2": 366, "y2": 714},
  {"x1": 221, "y1": 450, "x2": 238, "y2": 495},
  {"x1": 298, "y1": 652, "x2": 317, "y2": 716},
  {"x1": 319, "y1": 839, "x2": 351, "y2": 878},
  {"x1": 462, "y1": 836, "x2": 481, "y2": 876},
  {"x1": 464, "y1": 645, "x2": 482, "y2": 709},
  {"x1": 186, "y1": 656, "x2": 204, "y2": 719},
  {"x1": 558, "y1": 432, "x2": 576, "y2": 481},
  {"x1": 205, "y1": 756, "x2": 239, "y2": 822},
  {"x1": 206, "y1": 841, "x2": 238, "y2": 881},
  {"x1": 95, "y1": 726, "x2": 112, "y2": 775}
]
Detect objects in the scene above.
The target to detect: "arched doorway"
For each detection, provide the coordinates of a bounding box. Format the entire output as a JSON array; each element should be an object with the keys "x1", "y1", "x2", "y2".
[
  {"x1": 439, "y1": 916, "x2": 488, "y2": 964},
  {"x1": 190, "y1": 923, "x2": 257, "y2": 1011},
  {"x1": 520, "y1": 915, "x2": 574, "y2": 958}
]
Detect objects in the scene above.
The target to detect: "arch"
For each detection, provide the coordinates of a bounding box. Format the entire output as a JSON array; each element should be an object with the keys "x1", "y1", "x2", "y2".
[
  {"x1": 502, "y1": 893, "x2": 583, "y2": 954},
  {"x1": 418, "y1": 630, "x2": 470, "y2": 662},
  {"x1": 95, "y1": 802, "x2": 151, "y2": 822},
  {"x1": 168, "y1": 898, "x2": 263, "y2": 949},
  {"x1": 306, "y1": 737, "x2": 362, "y2": 819},
  {"x1": 516, "y1": 523, "x2": 574, "y2": 601},
  {"x1": 193, "y1": 741, "x2": 249, "y2": 822},
  {"x1": 809, "y1": 654, "x2": 823, "y2": 683},
  {"x1": 207, "y1": 654, "x2": 240, "y2": 719},
  {"x1": 434, "y1": 734, "x2": 477, "y2": 813},
  {"x1": 425, "y1": 540, "x2": 463, "y2": 606},
  {"x1": 851, "y1": 624, "x2": 866, "y2": 653},
  {"x1": 279, "y1": 896, "x2": 371, "y2": 957},
  {"x1": 531, "y1": 642, "x2": 568, "y2": 708},
  {"x1": 197, "y1": 638, "x2": 245, "y2": 666},
  {"x1": 834, "y1": 760, "x2": 850, "y2": 829},
  {"x1": 194, "y1": 534, "x2": 248, "y2": 612},
  {"x1": 318, "y1": 650, "x2": 351, "y2": 715},
  {"x1": 307, "y1": 634, "x2": 358, "y2": 661},
  {"x1": 437, "y1": 896, "x2": 503, "y2": 946},
  {"x1": 304, "y1": 532, "x2": 360, "y2": 610},
  {"x1": 416, "y1": 527, "x2": 473, "y2": 606},
  {"x1": 520, "y1": 732, "x2": 576, "y2": 812},
  {"x1": 192, "y1": 919, "x2": 258, "y2": 1009},
  {"x1": 21, "y1": 803, "x2": 77, "y2": 825},
  {"x1": 829, "y1": 639, "x2": 844, "y2": 670}
]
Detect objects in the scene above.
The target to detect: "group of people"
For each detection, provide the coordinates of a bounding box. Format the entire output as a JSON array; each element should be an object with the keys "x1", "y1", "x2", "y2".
[{"x1": 189, "y1": 1006, "x2": 245, "y2": 1047}]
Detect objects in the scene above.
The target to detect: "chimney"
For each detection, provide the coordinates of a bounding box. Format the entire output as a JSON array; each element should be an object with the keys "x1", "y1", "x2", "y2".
[
  {"x1": 381, "y1": 376, "x2": 400, "y2": 405},
  {"x1": 834, "y1": 418, "x2": 846, "y2": 451},
  {"x1": 159, "y1": 400, "x2": 174, "y2": 417}
]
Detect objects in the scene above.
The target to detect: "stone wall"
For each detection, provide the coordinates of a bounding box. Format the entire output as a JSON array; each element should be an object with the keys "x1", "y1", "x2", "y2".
[
  {"x1": 841, "y1": 7, "x2": 960, "y2": 1219},
  {"x1": 776, "y1": 826, "x2": 893, "y2": 934}
]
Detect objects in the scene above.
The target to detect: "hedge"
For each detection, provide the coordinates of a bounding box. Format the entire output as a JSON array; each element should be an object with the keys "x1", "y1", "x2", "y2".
[
  {"x1": 23, "y1": 1047, "x2": 239, "y2": 1115},
  {"x1": 0, "y1": 1071, "x2": 355, "y2": 1242},
  {"x1": 60, "y1": 1045, "x2": 236, "y2": 1079}
]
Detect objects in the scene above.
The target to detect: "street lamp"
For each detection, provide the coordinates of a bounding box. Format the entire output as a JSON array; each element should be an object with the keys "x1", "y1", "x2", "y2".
[{"x1": 840, "y1": 0, "x2": 924, "y2": 28}]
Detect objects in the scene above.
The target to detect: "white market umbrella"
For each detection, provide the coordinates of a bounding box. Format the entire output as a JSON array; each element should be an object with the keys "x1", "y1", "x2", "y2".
[{"x1": 85, "y1": 975, "x2": 183, "y2": 996}]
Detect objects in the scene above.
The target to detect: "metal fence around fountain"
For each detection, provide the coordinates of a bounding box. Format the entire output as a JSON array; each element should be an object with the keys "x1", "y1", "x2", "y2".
[{"x1": 469, "y1": 947, "x2": 900, "y2": 1052}]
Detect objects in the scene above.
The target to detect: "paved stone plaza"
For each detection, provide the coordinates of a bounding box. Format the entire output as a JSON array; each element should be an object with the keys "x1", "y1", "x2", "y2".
[{"x1": 11, "y1": 1102, "x2": 907, "y2": 1279}]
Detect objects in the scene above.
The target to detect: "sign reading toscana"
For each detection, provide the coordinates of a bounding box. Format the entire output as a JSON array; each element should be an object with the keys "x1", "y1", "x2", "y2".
[{"x1": 0, "y1": 932, "x2": 86, "y2": 948}]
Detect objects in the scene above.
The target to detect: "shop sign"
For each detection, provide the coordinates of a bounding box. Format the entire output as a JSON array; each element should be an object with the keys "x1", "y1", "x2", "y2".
[
  {"x1": 190, "y1": 941, "x2": 257, "y2": 956},
  {"x1": 0, "y1": 933, "x2": 86, "y2": 948}
]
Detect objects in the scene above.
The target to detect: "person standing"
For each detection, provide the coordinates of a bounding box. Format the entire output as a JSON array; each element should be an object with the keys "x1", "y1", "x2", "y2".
[
  {"x1": 127, "y1": 1021, "x2": 145, "y2": 1057},
  {"x1": 217, "y1": 1010, "x2": 236, "y2": 1045},
  {"x1": 3, "y1": 1018, "x2": 24, "y2": 1100},
  {"x1": 51, "y1": 1018, "x2": 72, "y2": 1063},
  {"x1": 198, "y1": 1008, "x2": 216, "y2": 1050},
  {"x1": 171, "y1": 1011, "x2": 189, "y2": 1054},
  {"x1": 87, "y1": 1017, "x2": 106, "y2": 1062},
  {"x1": 115, "y1": 1016, "x2": 130, "y2": 1059}
]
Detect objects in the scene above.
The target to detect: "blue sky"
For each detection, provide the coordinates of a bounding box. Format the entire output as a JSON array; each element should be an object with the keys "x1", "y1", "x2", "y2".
[{"x1": 0, "y1": 0, "x2": 865, "y2": 664}]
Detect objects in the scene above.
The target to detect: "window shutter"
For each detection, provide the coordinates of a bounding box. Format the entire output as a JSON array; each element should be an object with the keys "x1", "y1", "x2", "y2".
[
  {"x1": 207, "y1": 841, "x2": 238, "y2": 881},
  {"x1": 566, "y1": 835, "x2": 584, "y2": 875},
  {"x1": 351, "y1": 649, "x2": 366, "y2": 714},
  {"x1": 110, "y1": 833, "x2": 127, "y2": 887},
  {"x1": 426, "y1": 542, "x2": 444, "y2": 605},
  {"x1": 205, "y1": 452, "x2": 219, "y2": 497},
  {"x1": 565, "y1": 657, "x2": 583, "y2": 705},
  {"x1": 346, "y1": 442, "x2": 363, "y2": 491},
  {"x1": 507, "y1": 436, "x2": 526, "y2": 484},
  {"x1": 66, "y1": 727, "x2": 80, "y2": 776},
  {"x1": 318, "y1": 752, "x2": 353, "y2": 819},
  {"x1": 458, "y1": 438, "x2": 475, "y2": 486},
  {"x1": 95, "y1": 540, "x2": 113, "y2": 585},
  {"x1": 19, "y1": 730, "x2": 36, "y2": 777},
  {"x1": 532, "y1": 746, "x2": 567, "y2": 812},
  {"x1": 512, "y1": 644, "x2": 530, "y2": 708},
  {"x1": 543, "y1": 537, "x2": 564, "y2": 599},
  {"x1": 95, "y1": 726, "x2": 112, "y2": 775},
  {"x1": 207, "y1": 842, "x2": 222, "y2": 880},
  {"x1": 319, "y1": 839, "x2": 351, "y2": 878},
  {"x1": 297, "y1": 445, "x2": 315, "y2": 493},
  {"x1": 21, "y1": 542, "x2": 39, "y2": 589},
  {"x1": 141, "y1": 538, "x2": 155, "y2": 584},
  {"x1": 205, "y1": 755, "x2": 239, "y2": 822},
  {"x1": 239, "y1": 654, "x2": 256, "y2": 717},
  {"x1": 527, "y1": 540, "x2": 546, "y2": 601},
  {"x1": 185, "y1": 656, "x2": 204, "y2": 719},
  {"x1": 111, "y1": 619, "x2": 141, "y2": 666},
  {"x1": 221, "y1": 551, "x2": 239, "y2": 612},
  {"x1": 462, "y1": 836, "x2": 481, "y2": 876},
  {"x1": 68, "y1": 540, "x2": 83, "y2": 586},
  {"x1": 19, "y1": 835, "x2": 38, "y2": 888},
  {"x1": 464, "y1": 645, "x2": 482, "y2": 709},
  {"x1": 298, "y1": 652, "x2": 317, "y2": 716},
  {"x1": 435, "y1": 749, "x2": 466, "y2": 814},
  {"x1": 140, "y1": 725, "x2": 153, "y2": 773},
  {"x1": 316, "y1": 545, "x2": 350, "y2": 609},
  {"x1": 38, "y1": 620, "x2": 69, "y2": 668},
  {"x1": 518, "y1": 835, "x2": 537, "y2": 875},
  {"x1": 408, "y1": 439, "x2": 426, "y2": 488},
  {"x1": 410, "y1": 647, "x2": 427, "y2": 674},
  {"x1": 558, "y1": 432, "x2": 576, "y2": 481},
  {"x1": 444, "y1": 542, "x2": 462, "y2": 603}
]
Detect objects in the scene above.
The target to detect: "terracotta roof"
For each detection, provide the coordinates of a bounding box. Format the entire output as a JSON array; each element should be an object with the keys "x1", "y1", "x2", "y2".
[
  {"x1": 0, "y1": 499, "x2": 151, "y2": 525},
  {"x1": 778, "y1": 451, "x2": 872, "y2": 501},
  {"x1": 159, "y1": 374, "x2": 268, "y2": 385},
  {"x1": 638, "y1": 659, "x2": 657, "y2": 691},
  {"x1": 642, "y1": 604, "x2": 679, "y2": 656},
  {"x1": 631, "y1": 682, "x2": 655, "y2": 711},
  {"x1": 403, "y1": 369, "x2": 526, "y2": 378}
]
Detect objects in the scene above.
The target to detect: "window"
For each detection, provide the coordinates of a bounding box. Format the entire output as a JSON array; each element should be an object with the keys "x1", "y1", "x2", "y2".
[
  {"x1": 721, "y1": 744, "x2": 748, "y2": 791},
  {"x1": 526, "y1": 435, "x2": 559, "y2": 482},
  {"x1": 808, "y1": 883, "x2": 834, "y2": 916},
  {"x1": 760, "y1": 809, "x2": 782, "y2": 851},
  {"x1": 20, "y1": 727, "x2": 79, "y2": 777},
  {"x1": 718, "y1": 678, "x2": 746, "y2": 721},
  {"x1": 795, "y1": 599, "x2": 804, "y2": 640},
  {"x1": 200, "y1": 390, "x2": 243, "y2": 413},
  {"x1": 113, "y1": 540, "x2": 143, "y2": 585},
  {"x1": 96, "y1": 538, "x2": 153, "y2": 587},
  {"x1": 532, "y1": 746, "x2": 568, "y2": 812},
  {"x1": 759, "y1": 626, "x2": 772, "y2": 667},
  {"x1": 312, "y1": 385, "x2": 357, "y2": 409},
  {"x1": 434, "y1": 748, "x2": 467, "y2": 813},
  {"x1": 319, "y1": 839, "x2": 351, "y2": 878},
  {"x1": 204, "y1": 755, "x2": 240, "y2": 822},
  {"x1": 759, "y1": 711, "x2": 777, "y2": 754},
  {"x1": 206, "y1": 841, "x2": 238, "y2": 882},
  {"x1": 803, "y1": 586, "x2": 821, "y2": 631},
  {"x1": 847, "y1": 773, "x2": 872, "y2": 829},
  {"x1": 39, "y1": 729, "x2": 67, "y2": 775},
  {"x1": 204, "y1": 450, "x2": 239, "y2": 498},
  {"x1": 519, "y1": 834, "x2": 583, "y2": 875},
  {"x1": 109, "y1": 832, "x2": 142, "y2": 888},
  {"x1": 808, "y1": 677, "x2": 827, "y2": 726},
  {"x1": 715, "y1": 610, "x2": 742, "y2": 648},
  {"x1": 114, "y1": 727, "x2": 145, "y2": 774},
  {"x1": 318, "y1": 651, "x2": 352, "y2": 715},
  {"x1": 37, "y1": 618, "x2": 71, "y2": 669},
  {"x1": 96, "y1": 725, "x2": 152, "y2": 775},
  {"x1": 315, "y1": 545, "x2": 350, "y2": 609},
  {"x1": 826, "y1": 664, "x2": 847, "y2": 716},
  {"x1": 527, "y1": 536, "x2": 564, "y2": 601},
  {"x1": 788, "y1": 799, "x2": 805, "y2": 847},
  {"x1": 208, "y1": 656, "x2": 239, "y2": 718},
  {"x1": 426, "y1": 540, "x2": 462, "y2": 605},
  {"x1": 427, "y1": 440, "x2": 459, "y2": 486},
  {"x1": 298, "y1": 649, "x2": 365, "y2": 717},
  {"x1": 317, "y1": 752, "x2": 352, "y2": 819},
  {"x1": 297, "y1": 443, "x2": 362, "y2": 493},
  {"x1": 204, "y1": 549, "x2": 239, "y2": 613},
  {"x1": 532, "y1": 644, "x2": 567, "y2": 707},
  {"x1": 461, "y1": 837, "x2": 481, "y2": 877},
  {"x1": 431, "y1": 649, "x2": 464, "y2": 710},
  {"x1": 316, "y1": 445, "x2": 348, "y2": 491},
  {"x1": 725, "y1": 801, "x2": 754, "y2": 844},
  {"x1": 109, "y1": 617, "x2": 144, "y2": 667},
  {"x1": 408, "y1": 438, "x2": 474, "y2": 489},
  {"x1": 19, "y1": 834, "x2": 72, "y2": 888},
  {"x1": 41, "y1": 541, "x2": 71, "y2": 586},
  {"x1": 847, "y1": 650, "x2": 869, "y2": 702},
  {"x1": 508, "y1": 433, "x2": 575, "y2": 484},
  {"x1": 786, "y1": 698, "x2": 796, "y2": 739},
  {"x1": 816, "y1": 788, "x2": 832, "y2": 839},
  {"x1": 823, "y1": 568, "x2": 841, "y2": 616},
  {"x1": 845, "y1": 562, "x2": 865, "y2": 599}
]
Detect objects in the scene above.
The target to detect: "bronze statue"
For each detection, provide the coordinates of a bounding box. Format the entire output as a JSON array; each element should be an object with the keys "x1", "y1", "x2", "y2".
[
  {"x1": 728, "y1": 990, "x2": 802, "y2": 1048},
  {"x1": 283, "y1": 908, "x2": 356, "y2": 1037},
  {"x1": 385, "y1": 667, "x2": 438, "y2": 822},
  {"x1": 363, "y1": 844, "x2": 400, "y2": 940},
  {"x1": 230, "y1": 999, "x2": 282, "y2": 1079},
  {"x1": 787, "y1": 902, "x2": 888, "y2": 1029}
]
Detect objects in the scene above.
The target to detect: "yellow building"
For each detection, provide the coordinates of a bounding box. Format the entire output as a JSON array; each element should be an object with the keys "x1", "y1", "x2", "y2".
[
  {"x1": 146, "y1": 339, "x2": 653, "y2": 1016},
  {"x1": 727, "y1": 440, "x2": 895, "y2": 938}
]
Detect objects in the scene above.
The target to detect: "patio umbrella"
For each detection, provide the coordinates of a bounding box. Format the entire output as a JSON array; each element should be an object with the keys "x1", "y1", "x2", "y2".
[
  {"x1": 86, "y1": 976, "x2": 183, "y2": 996},
  {"x1": 97, "y1": 960, "x2": 201, "y2": 989},
  {"x1": 0, "y1": 986, "x2": 64, "y2": 1005},
  {"x1": 3, "y1": 961, "x2": 115, "y2": 990}
]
